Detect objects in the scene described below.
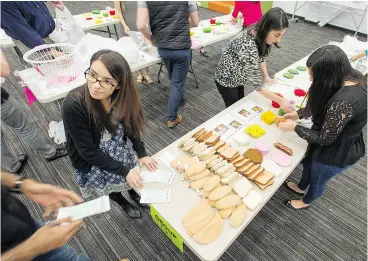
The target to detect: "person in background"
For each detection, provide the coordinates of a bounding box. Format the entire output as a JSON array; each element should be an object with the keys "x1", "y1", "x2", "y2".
[
  {"x1": 1, "y1": 51, "x2": 67, "y2": 174},
  {"x1": 279, "y1": 45, "x2": 367, "y2": 210},
  {"x1": 232, "y1": 1, "x2": 263, "y2": 28},
  {"x1": 114, "y1": 1, "x2": 153, "y2": 85},
  {"x1": 214, "y1": 7, "x2": 292, "y2": 108},
  {"x1": 62, "y1": 50, "x2": 157, "y2": 219},
  {"x1": 137, "y1": 1, "x2": 199, "y2": 128},
  {"x1": 1, "y1": 171, "x2": 90, "y2": 261},
  {"x1": 1, "y1": 1, "x2": 64, "y2": 54}
]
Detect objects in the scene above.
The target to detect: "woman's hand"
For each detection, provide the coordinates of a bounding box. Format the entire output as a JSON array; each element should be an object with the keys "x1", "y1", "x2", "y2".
[
  {"x1": 264, "y1": 76, "x2": 277, "y2": 84},
  {"x1": 284, "y1": 111, "x2": 299, "y2": 121},
  {"x1": 124, "y1": 26, "x2": 130, "y2": 34},
  {"x1": 279, "y1": 99, "x2": 295, "y2": 113},
  {"x1": 278, "y1": 119, "x2": 297, "y2": 132},
  {"x1": 138, "y1": 156, "x2": 158, "y2": 172},
  {"x1": 126, "y1": 170, "x2": 143, "y2": 188}
]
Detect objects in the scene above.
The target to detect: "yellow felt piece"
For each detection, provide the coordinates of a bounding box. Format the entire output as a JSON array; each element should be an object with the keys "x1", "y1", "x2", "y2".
[
  {"x1": 261, "y1": 110, "x2": 276, "y2": 125},
  {"x1": 245, "y1": 125, "x2": 266, "y2": 138}
]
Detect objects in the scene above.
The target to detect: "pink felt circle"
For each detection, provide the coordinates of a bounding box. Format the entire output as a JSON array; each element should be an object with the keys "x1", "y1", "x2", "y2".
[
  {"x1": 256, "y1": 142, "x2": 269, "y2": 155},
  {"x1": 272, "y1": 152, "x2": 291, "y2": 167}
]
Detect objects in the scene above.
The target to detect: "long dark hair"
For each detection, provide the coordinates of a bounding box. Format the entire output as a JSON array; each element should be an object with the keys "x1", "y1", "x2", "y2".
[
  {"x1": 85, "y1": 50, "x2": 144, "y2": 137},
  {"x1": 304, "y1": 45, "x2": 367, "y2": 127},
  {"x1": 253, "y1": 7, "x2": 288, "y2": 57}
]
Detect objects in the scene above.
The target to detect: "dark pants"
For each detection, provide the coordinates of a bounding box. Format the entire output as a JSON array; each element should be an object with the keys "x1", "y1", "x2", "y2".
[
  {"x1": 158, "y1": 48, "x2": 191, "y2": 121},
  {"x1": 215, "y1": 81, "x2": 244, "y2": 108},
  {"x1": 298, "y1": 151, "x2": 348, "y2": 204}
]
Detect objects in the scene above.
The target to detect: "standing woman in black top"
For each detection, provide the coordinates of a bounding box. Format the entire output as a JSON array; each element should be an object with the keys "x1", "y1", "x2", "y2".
[
  {"x1": 62, "y1": 50, "x2": 157, "y2": 218},
  {"x1": 279, "y1": 45, "x2": 367, "y2": 210}
]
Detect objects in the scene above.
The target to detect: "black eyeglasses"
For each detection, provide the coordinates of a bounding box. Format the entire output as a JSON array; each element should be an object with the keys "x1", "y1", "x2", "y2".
[{"x1": 84, "y1": 69, "x2": 118, "y2": 89}]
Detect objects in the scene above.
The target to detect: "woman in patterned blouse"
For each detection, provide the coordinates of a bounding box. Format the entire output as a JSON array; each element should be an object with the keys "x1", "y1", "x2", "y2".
[
  {"x1": 279, "y1": 45, "x2": 367, "y2": 210},
  {"x1": 215, "y1": 7, "x2": 291, "y2": 108}
]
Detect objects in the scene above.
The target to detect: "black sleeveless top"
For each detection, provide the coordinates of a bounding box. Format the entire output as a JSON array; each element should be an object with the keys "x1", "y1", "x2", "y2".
[{"x1": 295, "y1": 84, "x2": 367, "y2": 167}]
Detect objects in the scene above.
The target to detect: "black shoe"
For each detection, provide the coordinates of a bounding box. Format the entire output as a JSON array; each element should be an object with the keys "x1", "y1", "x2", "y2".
[
  {"x1": 128, "y1": 189, "x2": 150, "y2": 209},
  {"x1": 200, "y1": 49, "x2": 209, "y2": 57},
  {"x1": 284, "y1": 200, "x2": 310, "y2": 210},
  {"x1": 15, "y1": 154, "x2": 28, "y2": 174},
  {"x1": 283, "y1": 180, "x2": 305, "y2": 197},
  {"x1": 121, "y1": 203, "x2": 142, "y2": 218},
  {"x1": 46, "y1": 148, "x2": 67, "y2": 162}
]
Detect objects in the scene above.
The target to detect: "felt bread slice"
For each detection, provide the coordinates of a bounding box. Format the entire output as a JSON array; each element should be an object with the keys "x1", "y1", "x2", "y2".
[
  {"x1": 204, "y1": 155, "x2": 219, "y2": 165},
  {"x1": 193, "y1": 212, "x2": 223, "y2": 244},
  {"x1": 190, "y1": 176, "x2": 211, "y2": 190},
  {"x1": 216, "y1": 163, "x2": 235, "y2": 175},
  {"x1": 253, "y1": 170, "x2": 274, "y2": 185},
  {"x1": 230, "y1": 204, "x2": 247, "y2": 228},
  {"x1": 182, "y1": 141, "x2": 199, "y2": 152},
  {"x1": 198, "y1": 131, "x2": 213, "y2": 142},
  {"x1": 233, "y1": 177, "x2": 253, "y2": 198},
  {"x1": 207, "y1": 158, "x2": 223, "y2": 168},
  {"x1": 230, "y1": 152, "x2": 241, "y2": 161},
  {"x1": 178, "y1": 135, "x2": 192, "y2": 148},
  {"x1": 182, "y1": 198, "x2": 209, "y2": 223},
  {"x1": 178, "y1": 157, "x2": 198, "y2": 172},
  {"x1": 198, "y1": 147, "x2": 216, "y2": 158},
  {"x1": 186, "y1": 212, "x2": 215, "y2": 236},
  {"x1": 184, "y1": 204, "x2": 214, "y2": 228},
  {"x1": 182, "y1": 138, "x2": 196, "y2": 148},
  {"x1": 208, "y1": 199, "x2": 217, "y2": 207},
  {"x1": 215, "y1": 194, "x2": 242, "y2": 210},
  {"x1": 219, "y1": 206, "x2": 236, "y2": 219},
  {"x1": 170, "y1": 155, "x2": 190, "y2": 169},
  {"x1": 217, "y1": 143, "x2": 231, "y2": 153},
  {"x1": 185, "y1": 162, "x2": 207, "y2": 177},
  {"x1": 199, "y1": 151, "x2": 217, "y2": 161},
  {"x1": 242, "y1": 190, "x2": 263, "y2": 211},
  {"x1": 191, "y1": 143, "x2": 208, "y2": 155},
  {"x1": 189, "y1": 169, "x2": 210, "y2": 181},
  {"x1": 208, "y1": 185, "x2": 232, "y2": 201},
  {"x1": 244, "y1": 164, "x2": 261, "y2": 177},
  {"x1": 220, "y1": 147, "x2": 238, "y2": 160},
  {"x1": 254, "y1": 178, "x2": 274, "y2": 190},
  {"x1": 234, "y1": 158, "x2": 251, "y2": 168},
  {"x1": 195, "y1": 130, "x2": 208, "y2": 142},
  {"x1": 237, "y1": 161, "x2": 254, "y2": 173},
  {"x1": 201, "y1": 183, "x2": 221, "y2": 198},
  {"x1": 202, "y1": 131, "x2": 214, "y2": 142},
  {"x1": 203, "y1": 175, "x2": 221, "y2": 192},
  {"x1": 230, "y1": 155, "x2": 243, "y2": 164},
  {"x1": 220, "y1": 168, "x2": 237, "y2": 178},
  {"x1": 192, "y1": 128, "x2": 205, "y2": 139},
  {"x1": 210, "y1": 160, "x2": 228, "y2": 172},
  {"x1": 204, "y1": 134, "x2": 220, "y2": 146},
  {"x1": 212, "y1": 140, "x2": 225, "y2": 151},
  {"x1": 247, "y1": 167, "x2": 264, "y2": 180},
  {"x1": 221, "y1": 172, "x2": 239, "y2": 185}
]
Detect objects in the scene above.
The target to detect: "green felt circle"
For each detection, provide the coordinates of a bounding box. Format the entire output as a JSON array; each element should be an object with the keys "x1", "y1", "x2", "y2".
[
  {"x1": 297, "y1": 66, "x2": 306, "y2": 71},
  {"x1": 288, "y1": 69, "x2": 299, "y2": 74},
  {"x1": 283, "y1": 72, "x2": 294, "y2": 79}
]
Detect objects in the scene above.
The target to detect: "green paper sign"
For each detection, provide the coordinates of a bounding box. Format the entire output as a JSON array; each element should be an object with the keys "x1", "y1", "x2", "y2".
[{"x1": 150, "y1": 205, "x2": 184, "y2": 253}]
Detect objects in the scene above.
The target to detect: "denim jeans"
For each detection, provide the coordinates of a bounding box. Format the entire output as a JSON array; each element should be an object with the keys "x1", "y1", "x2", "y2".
[
  {"x1": 298, "y1": 152, "x2": 348, "y2": 204},
  {"x1": 33, "y1": 220, "x2": 91, "y2": 261},
  {"x1": 158, "y1": 48, "x2": 191, "y2": 121}
]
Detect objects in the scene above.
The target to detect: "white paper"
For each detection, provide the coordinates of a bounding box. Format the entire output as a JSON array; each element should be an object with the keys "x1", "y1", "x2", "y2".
[
  {"x1": 158, "y1": 152, "x2": 176, "y2": 170},
  {"x1": 140, "y1": 189, "x2": 172, "y2": 204},
  {"x1": 212, "y1": 113, "x2": 245, "y2": 140},
  {"x1": 57, "y1": 196, "x2": 110, "y2": 221},
  {"x1": 140, "y1": 170, "x2": 176, "y2": 185},
  {"x1": 231, "y1": 101, "x2": 265, "y2": 123}
]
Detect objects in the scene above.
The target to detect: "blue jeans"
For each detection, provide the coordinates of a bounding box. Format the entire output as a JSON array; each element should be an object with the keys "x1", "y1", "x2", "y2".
[
  {"x1": 33, "y1": 220, "x2": 91, "y2": 261},
  {"x1": 158, "y1": 48, "x2": 191, "y2": 121},
  {"x1": 298, "y1": 152, "x2": 348, "y2": 204}
]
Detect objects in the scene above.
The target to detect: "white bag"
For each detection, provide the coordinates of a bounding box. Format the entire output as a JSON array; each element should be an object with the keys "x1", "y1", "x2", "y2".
[{"x1": 49, "y1": 6, "x2": 85, "y2": 44}]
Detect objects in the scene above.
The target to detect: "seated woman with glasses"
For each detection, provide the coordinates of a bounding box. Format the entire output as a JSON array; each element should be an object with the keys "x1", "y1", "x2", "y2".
[{"x1": 62, "y1": 50, "x2": 157, "y2": 219}]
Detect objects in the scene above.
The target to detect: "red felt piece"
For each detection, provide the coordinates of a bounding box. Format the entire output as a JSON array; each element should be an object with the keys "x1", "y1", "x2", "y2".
[
  {"x1": 271, "y1": 92, "x2": 283, "y2": 108},
  {"x1": 210, "y1": 18, "x2": 216, "y2": 24},
  {"x1": 86, "y1": 17, "x2": 93, "y2": 20},
  {"x1": 109, "y1": 10, "x2": 115, "y2": 15},
  {"x1": 294, "y1": 89, "x2": 306, "y2": 97}
]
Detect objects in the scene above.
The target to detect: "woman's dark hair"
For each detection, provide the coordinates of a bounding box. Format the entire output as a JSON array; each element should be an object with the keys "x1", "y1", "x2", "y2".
[
  {"x1": 85, "y1": 49, "x2": 144, "y2": 137},
  {"x1": 304, "y1": 45, "x2": 367, "y2": 127},
  {"x1": 254, "y1": 7, "x2": 289, "y2": 57}
]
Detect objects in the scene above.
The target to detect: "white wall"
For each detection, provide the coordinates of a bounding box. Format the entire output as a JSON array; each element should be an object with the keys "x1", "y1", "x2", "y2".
[{"x1": 273, "y1": 1, "x2": 367, "y2": 35}]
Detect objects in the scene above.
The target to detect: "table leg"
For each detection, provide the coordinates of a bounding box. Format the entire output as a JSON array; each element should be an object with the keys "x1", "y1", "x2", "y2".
[
  {"x1": 114, "y1": 24, "x2": 119, "y2": 40},
  {"x1": 189, "y1": 50, "x2": 199, "y2": 88},
  {"x1": 14, "y1": 46, "x2": 26, "y2": 65},
  {"x1": 107, "y1": 26, "x2": 112, "y2": 38}
]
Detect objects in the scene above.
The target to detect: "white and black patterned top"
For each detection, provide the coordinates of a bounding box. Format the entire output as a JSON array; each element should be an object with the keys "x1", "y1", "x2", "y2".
[{"x1": 215, "y1": 29, "x2": 264, "y2": 90}]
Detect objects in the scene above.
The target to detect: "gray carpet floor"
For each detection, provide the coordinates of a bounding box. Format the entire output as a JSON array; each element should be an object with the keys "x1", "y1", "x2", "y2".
[{"x1": 1, "y1": 2, "x2": 367, "y2": 261}]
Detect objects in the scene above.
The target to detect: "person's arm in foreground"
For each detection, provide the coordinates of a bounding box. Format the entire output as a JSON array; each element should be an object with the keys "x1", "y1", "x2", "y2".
[
  {"x1": 114, "y1": 1, "x2": 130, "y2": 34},
  {"x1": 137, "y1": 2, "x2": 152, "y2": 42},
  {"x1": 1, "y1": 172, "x2": 84, "y2": 261},
  {"x1": 231, "y1": 1, "x2": 241, "y2": 21},
  {"x1": 0, "y1": 50, "x2": 10, "y2": 78}
]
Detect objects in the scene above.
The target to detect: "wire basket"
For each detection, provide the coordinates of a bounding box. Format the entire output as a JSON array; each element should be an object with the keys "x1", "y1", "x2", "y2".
[{"x1": 23, "y1": 43, "x2": 82, "y2": 86}]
